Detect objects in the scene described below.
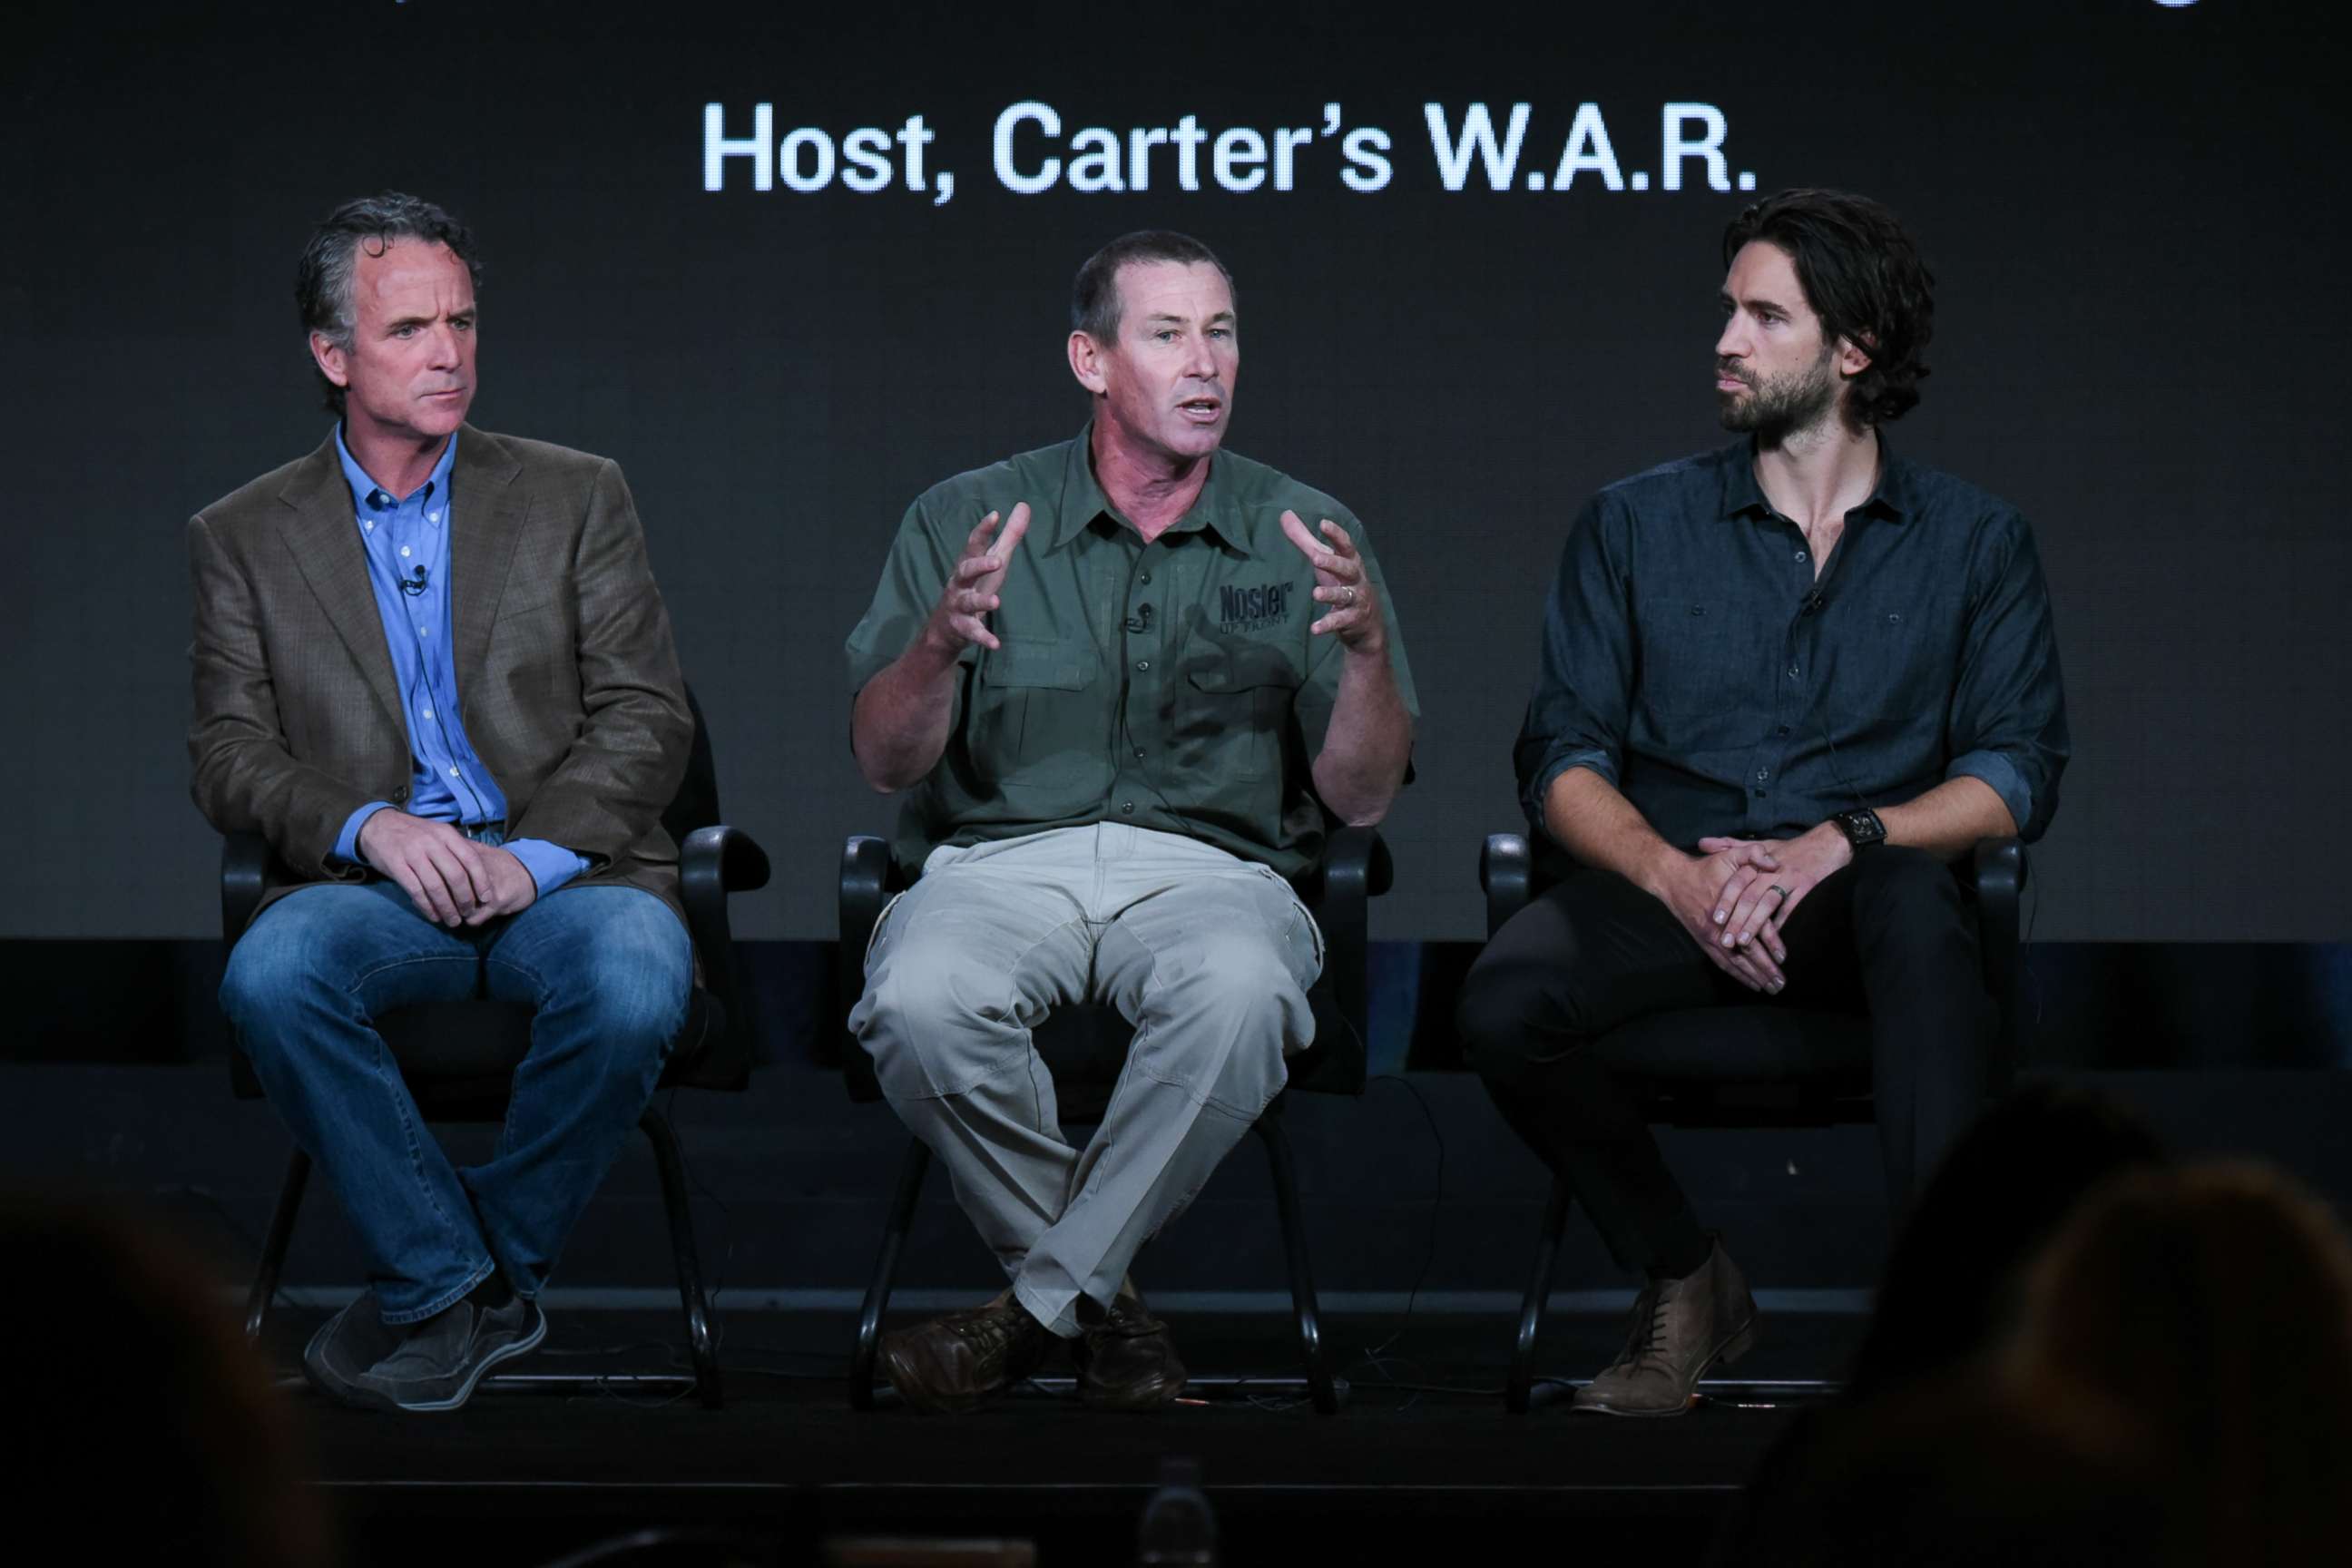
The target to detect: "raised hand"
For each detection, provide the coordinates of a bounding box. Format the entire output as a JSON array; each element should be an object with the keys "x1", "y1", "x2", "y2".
[
  {"x1": 926, "y1": 503, "x2": 1032, "y2": 654},
  {"x1": 1280, "y1": 511, "x2": 1384, "y2": 652}
]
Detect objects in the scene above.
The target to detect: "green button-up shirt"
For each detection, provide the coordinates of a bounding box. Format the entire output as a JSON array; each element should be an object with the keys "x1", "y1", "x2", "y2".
[{"x1": 847, "y1": 427, "x2": 1417, "y2": 881}]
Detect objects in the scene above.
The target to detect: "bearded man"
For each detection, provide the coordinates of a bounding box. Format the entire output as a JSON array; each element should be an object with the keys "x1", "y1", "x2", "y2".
[{"x1": 1455, "y1": 189, "x2": 2069, "y2": 1416}]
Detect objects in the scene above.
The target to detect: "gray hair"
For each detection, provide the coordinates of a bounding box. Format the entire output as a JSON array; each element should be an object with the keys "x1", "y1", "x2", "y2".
[{"x1": 294, "y1": 191, "x2": 482, "y2": 414}]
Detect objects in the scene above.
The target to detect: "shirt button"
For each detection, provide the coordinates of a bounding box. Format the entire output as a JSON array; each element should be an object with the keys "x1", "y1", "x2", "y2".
[
  {"x1": 1133, "y1": 748, "x2": 1146, "y2": 759},
  {"x1": 1794, "y1": 549, "x2": 1807, "y2": 562},
  {"x1": 448, "y1": 767, "x2": 461, "y2": 778},
  {"x1": 422, "y1": 708, "x2": 435, "y2": 720},
  {"x1": 1135, "y1": 660, "x2": 1151, "y2": 672},
  {"x1": 1755, "y1": 767, "x2": 1770, "y2": 783},
  {"x1": 363, "y1": 519, "x2": 375, "y2": 532},
  {"x1": 399, "y1": 545, "x2": 412, "y2": 558},
  {"x1": 1139, "y1": 571, "x2": 1152, "y2": 584},
  {"x1": 1787, "y1": 664, "x2": 1800, "y2": 679},
  {"x1": 417, "y1": 626, "x2": 429, "y2": 637},
  {"x1": 1777, "y1": 724, "x2": 1790, "y2": 737},
  {"x1": 1120, "y1": 801, "x2": 1135, "y2": 815}
]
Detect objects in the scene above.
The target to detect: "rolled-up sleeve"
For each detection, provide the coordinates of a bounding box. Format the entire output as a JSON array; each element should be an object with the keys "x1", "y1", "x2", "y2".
[
  {"x1": 1944, "y1": 507, "x2": 2070, "y2": 842},
  {"x1": 1513, "y1": 495, "x2": 1635, "y2": 837},
  {"x1": 844, "y1": 500, "x2": 964, "y2": 698}
]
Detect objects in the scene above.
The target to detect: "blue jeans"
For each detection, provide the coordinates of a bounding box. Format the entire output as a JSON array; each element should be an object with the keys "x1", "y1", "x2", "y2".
[{"x1": 220, "y1": 863, "x2": 691, "y2": 1324}]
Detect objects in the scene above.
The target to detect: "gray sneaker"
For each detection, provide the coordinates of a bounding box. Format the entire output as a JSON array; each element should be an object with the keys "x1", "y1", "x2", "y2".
[
  {"x1": 302, "y1": 1296, "x2": 403, "y2": 1406},
  {"x1": 1573, "y1": 1237, "x2": 1759, "y2": 1417},
  {"x1": 349, "y1": 1294, "x2": 547, "y2": 1414}
]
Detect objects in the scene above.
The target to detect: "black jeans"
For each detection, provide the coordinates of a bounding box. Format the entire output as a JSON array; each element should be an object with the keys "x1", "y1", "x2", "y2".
[{"x1": 1455, "y1": 846, "x2": 1992, "y2": 1278}]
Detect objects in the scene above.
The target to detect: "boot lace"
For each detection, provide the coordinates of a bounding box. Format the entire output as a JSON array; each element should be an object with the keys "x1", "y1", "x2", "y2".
[
  {"x1": 948, "y1": 1305, "x2": 1034, "y2": 1364},
  {"x1": 1602, "y1": 1281, "x2": 1669, "y2": 1375}
]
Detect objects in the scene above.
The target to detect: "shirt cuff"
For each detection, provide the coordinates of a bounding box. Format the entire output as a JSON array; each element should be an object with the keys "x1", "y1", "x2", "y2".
[
  {"x1": 331, "y1": 802, "x2": 397, "y2": 865},
  {"x1": 1524, "y1": 747, "x2": 1619, "y2": 830},
  {"x1": 1945, "y1": 750, "x2": 2034, "y2": 841},
  {"x1": 501, "y1": 837, "x2": 592, "y2": 897}
]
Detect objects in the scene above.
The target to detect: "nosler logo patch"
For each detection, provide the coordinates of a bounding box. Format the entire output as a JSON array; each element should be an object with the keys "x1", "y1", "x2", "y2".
[{"x1": 1219, "y1": 580, "x2": 1296, "y2": 632}]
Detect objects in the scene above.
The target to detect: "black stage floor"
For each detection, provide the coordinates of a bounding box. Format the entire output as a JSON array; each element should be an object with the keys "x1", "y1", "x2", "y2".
[{"x1": 259, "y1": 1307, "x2": 1859, "y2": 1565}]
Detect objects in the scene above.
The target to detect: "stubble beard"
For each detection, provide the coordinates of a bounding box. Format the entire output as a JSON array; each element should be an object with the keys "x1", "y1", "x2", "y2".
[{"x1": 1718, "y1": 349, "x2": 1839, "y2": 440}]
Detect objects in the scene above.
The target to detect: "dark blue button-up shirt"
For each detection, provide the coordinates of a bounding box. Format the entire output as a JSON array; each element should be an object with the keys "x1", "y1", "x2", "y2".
[
  {"x1": 1515, "y1": 438, "x2": 2069, "y2": 850},
  {"x1": 328, "y1": 428, "x2": 586, "y2": 894}
]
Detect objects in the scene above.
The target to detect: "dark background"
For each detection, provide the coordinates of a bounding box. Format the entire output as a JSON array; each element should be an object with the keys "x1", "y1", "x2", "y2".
[{"x1": 5, "y1": 0, "x2": 2345, "y2": 942}]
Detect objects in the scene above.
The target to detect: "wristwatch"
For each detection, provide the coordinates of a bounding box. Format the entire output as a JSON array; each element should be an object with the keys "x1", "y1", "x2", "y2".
[{"x1": 1830, "y1": 807, "x2": 1887, "y2": 851}]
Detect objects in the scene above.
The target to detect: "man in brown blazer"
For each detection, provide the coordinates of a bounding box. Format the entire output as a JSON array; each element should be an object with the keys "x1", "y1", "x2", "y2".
[{"x1": 192, "y1": 192, "x2": 695, "y2": 1414}]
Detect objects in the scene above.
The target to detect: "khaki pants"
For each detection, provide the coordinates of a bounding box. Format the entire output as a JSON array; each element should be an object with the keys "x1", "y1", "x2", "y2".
[{"x1": 848, "y1": 824, "x2": 1324, "y2": 1337}]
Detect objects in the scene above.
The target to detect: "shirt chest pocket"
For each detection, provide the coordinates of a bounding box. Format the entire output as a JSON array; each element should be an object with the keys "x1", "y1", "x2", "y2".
[
  {"x1": 1822, "y1": 596, "x2": 1951, "y2": 733},
  {"x1": 1633, "y1": 594, "x2": 1776, "y2": 730},
  {"x1": 975, "y1": 641, "x2": 1101, "y2": 789},
  {"x1": 1175, "y1": 641, "x2": 1298, "y2": 782}
]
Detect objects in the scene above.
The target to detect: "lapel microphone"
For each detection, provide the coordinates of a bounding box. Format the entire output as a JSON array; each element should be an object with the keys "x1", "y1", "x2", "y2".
[{"x1": 397, "y1": 564, "x2": 430, "y2": 597}]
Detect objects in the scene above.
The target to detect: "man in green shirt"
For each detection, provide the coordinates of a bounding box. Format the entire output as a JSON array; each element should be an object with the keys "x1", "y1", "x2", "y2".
[{"x1": 844, "y1": 230, "x2": 1416, "y2": 1413}]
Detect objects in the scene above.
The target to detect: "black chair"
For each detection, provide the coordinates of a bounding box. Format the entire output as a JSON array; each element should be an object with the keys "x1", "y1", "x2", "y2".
[
  {"x1": 836, "y1": 827, "x2": 1391, "y2": 1416},
  {"x1": 223, "y1": 689, "x2": 769, "y2": 1408},
  {"x1": 1479, "y1": 832, "x2": 2025, "y2": 1413}
]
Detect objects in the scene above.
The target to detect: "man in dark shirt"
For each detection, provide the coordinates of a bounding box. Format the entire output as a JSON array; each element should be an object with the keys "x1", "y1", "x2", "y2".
[
  {"x1": 844, "y1": 231, "x2": 1416, "y2": 1413},
  {"x1": 1456, "y1": 190, "x2": 2068, "y2": 1416}
]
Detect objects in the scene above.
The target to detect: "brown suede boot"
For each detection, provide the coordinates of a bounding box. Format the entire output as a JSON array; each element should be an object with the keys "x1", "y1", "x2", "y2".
[
  {"x1": 877, "y1": 1299, "x2": 1053, "y2": 1414},
  {"x1": 1573, "y1": 1237, "x2": 1759, "y2": 1416}
]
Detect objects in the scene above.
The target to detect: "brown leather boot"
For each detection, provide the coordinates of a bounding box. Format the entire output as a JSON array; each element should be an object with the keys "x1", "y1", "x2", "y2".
[
  {"x1": 877, "y1": 1299, "x2": 1053, "y2": 1414},
  {"x1": 1573, "y1": 1237, "x2": 1759, "y2": 1416},
  {"x1": 1070, "y1": 1289, "x2": 1188, "y2": 1412}
]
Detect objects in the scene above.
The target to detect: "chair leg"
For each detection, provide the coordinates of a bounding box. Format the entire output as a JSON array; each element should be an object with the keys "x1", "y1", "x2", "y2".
[
  {"x1": 243, "y1": 1148, "x2": 311, "y2": 1344},
  {"x1": 1255, "y1": 1116, "x2": 1338, "y2": 1416},
  {"x1": 1507, "y1": 1176, "x2": 1574, "y2": 1414},
  {"x1": 640, "y1": 1107, "x2": 723, "y2": 1410},
  {"x1": 851, "y1": 1136, "x2": 932, "y2": 1411}
]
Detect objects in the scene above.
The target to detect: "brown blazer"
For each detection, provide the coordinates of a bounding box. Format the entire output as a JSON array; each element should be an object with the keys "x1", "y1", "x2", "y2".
[{"x1": 188, "y1": 425, "x2": 693, "y2": 926}]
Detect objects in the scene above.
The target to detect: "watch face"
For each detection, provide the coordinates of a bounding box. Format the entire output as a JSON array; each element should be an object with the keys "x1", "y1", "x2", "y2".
[{"x1": 1841, "y1": 809, "x2": 1886, "y2": 845}]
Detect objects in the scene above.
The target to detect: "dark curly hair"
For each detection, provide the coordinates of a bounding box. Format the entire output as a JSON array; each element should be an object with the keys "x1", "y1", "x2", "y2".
[
  {"x1": 295, "y1": 191, "x2": 482, "y2": 416},
  {"x1": 1723, "y1": 190, "x2": 1934, "y2": 426},
  {"x1": 1072, "y1": 230, "x2": 1234, "y2": 346}
]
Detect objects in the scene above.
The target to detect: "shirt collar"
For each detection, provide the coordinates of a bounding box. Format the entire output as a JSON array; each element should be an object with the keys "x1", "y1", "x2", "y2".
[
  {"x1": 1050, "y1": 423, "x2": 1253, "y2": 555},
  {"x1": 335, "y1": 424, "x2": 458, "y2": 518},
  {"x1": 1717, "y1": 434, "x2": 1914, "y2": 524}
]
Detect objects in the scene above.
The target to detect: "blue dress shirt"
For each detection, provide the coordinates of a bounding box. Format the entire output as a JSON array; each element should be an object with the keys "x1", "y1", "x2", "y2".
[{"x1": 328, "y1": 428, "x2": 589, "y2": 896}]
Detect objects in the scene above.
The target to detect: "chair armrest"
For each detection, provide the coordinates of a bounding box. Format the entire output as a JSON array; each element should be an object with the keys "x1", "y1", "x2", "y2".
[
  {"x1": 1482, "y1": 832, "x2": 1534, "y2": 939},
  {"x1": 840, "y1": 835, "x2": 892, "y2": 946},
  {"x1": 1966, "y1": 835, "x2": 2024, "y2": 907},
  {"x1": 220, "y1": 831, "x2": 270, "y2": 939},
  {"x1": 1967, "y1": 836, "x2": 2027, "y2": 1089},
  {"x1": 678, "y1": 825, "x2": 769, "y2": 980},
  {"x1": 1307, "y1": 825, "x2": 1393, "y2": 901},
  {"x1": 1290, "y1": 827, "x2": 1389, "y2": 1084},
  {"x1": 838, "y1": 835, "x2": 893, "y2": 1073},
  {"x1": 681, "y1": 825, "x2": 770, "y2": 899}
]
